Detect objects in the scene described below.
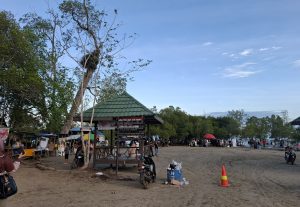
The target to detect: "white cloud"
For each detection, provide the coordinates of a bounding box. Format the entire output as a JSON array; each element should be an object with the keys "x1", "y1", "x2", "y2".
[
  {"x1": 272, "y1": 46, "x2": 282, "y2": 50},
  {"x1": 202, "y1": 42, "x2": 213, "y2": 46},
  {"x1": 293, "y1": 59, "x2": 300, "y2": 68},
  {"x1": 239, "y1": 49, "x2": 253, "y2": 56},
  {"x1": 259, "y1": 48, "x2": 269, "y2": 51},
  {"x1": 222, "y1": 62, "x2": 261, "y2": 78}
]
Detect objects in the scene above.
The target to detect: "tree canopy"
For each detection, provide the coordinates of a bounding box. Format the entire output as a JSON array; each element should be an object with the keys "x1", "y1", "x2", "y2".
[
  {"x1": 0, "y1": 11, "x2": 47, "y2": 132},
  {"x1": 1, "y1": 1, "x2": 150, "y2": 135},
  {"x1": 150, "y1": 107, "x2": 298, "y2": 144}
]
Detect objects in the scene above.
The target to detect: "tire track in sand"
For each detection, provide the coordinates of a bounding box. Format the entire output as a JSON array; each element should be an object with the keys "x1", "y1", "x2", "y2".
[{"x1": 250, "y1": 159, "x2": 284, "y2": 207}]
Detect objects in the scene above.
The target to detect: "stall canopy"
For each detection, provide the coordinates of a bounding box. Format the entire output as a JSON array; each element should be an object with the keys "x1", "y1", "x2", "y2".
[
  {"x1": 203, "y1": 133, "x2": 216, "y2": 140},
  {"x1": 66, "y1": 128, "x2": 105, "y2": 141},
  {"x1": 59, "y1": 134, "x2": 103, "y2": 141},
  {"x1": 290, "y1": 117, "x2": 300, "y2": 126},
  {"x1": 73, "y1": 92, "x2": 163, "y2": 125}
]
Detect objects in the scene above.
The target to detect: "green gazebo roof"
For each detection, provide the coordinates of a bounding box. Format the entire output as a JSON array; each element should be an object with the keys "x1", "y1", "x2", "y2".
[
  {"x1": 73, "y1": 92, "x2": 163, "y2": 124},
  {"x1": 291, "y1": 117, "x2": 300, "y2": 125}
]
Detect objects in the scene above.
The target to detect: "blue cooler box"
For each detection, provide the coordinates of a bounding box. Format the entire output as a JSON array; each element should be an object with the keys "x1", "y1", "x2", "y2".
[{"x1": 167, "y1": 169, "x2": 182, "y2": 182}]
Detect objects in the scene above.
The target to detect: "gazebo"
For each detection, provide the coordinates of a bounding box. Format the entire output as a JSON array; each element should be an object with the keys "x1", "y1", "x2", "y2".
[
  {"x1": 73, "y1": 92, "x2": 163, "y2": 173},
  {"x1": 290, "y1": 117, "x2": 300, "y2": 126}
]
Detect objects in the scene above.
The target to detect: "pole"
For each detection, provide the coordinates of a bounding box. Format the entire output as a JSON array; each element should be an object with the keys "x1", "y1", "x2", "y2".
[{"x1": 93, "y1": 121, "x2": 98, "y2": 169}]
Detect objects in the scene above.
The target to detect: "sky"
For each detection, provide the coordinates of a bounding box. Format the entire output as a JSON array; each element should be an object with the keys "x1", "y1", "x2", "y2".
[{"x1": 1, "y1": 0, "x2": 300, "y2": 120}]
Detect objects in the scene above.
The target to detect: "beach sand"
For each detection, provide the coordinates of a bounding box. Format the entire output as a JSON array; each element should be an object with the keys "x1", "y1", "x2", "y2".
[{"x1": 8, "y1": 146, "x2": 300, "y2": 207}]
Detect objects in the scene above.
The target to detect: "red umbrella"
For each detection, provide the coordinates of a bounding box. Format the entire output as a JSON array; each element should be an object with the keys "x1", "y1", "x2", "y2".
[{"x1": 203, "y1": 133, "x2": 216, "y2": 140}]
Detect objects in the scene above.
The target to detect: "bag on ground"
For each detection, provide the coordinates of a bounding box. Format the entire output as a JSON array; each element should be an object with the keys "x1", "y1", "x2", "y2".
[{"x1": 0, "y1": 174, "x2": 17, "y2": 199}]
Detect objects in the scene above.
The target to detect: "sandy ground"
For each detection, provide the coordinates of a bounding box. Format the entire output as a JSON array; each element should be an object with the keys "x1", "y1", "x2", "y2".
[{"x1": 7, "y1": 146, "x2": 300, "y2": 207}]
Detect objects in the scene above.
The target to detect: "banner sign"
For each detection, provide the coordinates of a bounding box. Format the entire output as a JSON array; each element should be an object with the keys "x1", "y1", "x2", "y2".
[
  {"x1": 0, "y1": 128, "x2": 9, "y2": 140},
  {"x1": 98, "y1": 121, "x2": 116, "y2": 130}
]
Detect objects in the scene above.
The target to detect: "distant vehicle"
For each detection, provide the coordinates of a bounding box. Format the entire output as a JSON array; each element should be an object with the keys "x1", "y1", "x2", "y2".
[
  {"x1": 71, "y1": 147, "x2": 84, "y2": 169},
  {"x1": 285, "y1": 147, "x2": 296, "y2": 165}
]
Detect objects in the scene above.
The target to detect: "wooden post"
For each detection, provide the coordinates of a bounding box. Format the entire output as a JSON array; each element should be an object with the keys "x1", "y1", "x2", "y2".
[
  {"x1": 147, "y1": 124, "x2": 150, "y2": 138},
  {"x1": 110, "y1": 130, "x2": 113, "y2": 154},
  {"x1": 116, "y1": 117, "x2": 119, "y2": 175},
  {"x1": 116, "y1": 139, "x2": 119, "y2": 175},
  {"x1": 93, "y1": 121, "x2": 98, "y2": 169}
]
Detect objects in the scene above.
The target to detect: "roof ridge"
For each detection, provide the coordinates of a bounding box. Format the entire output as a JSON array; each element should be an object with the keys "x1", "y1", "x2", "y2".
[
  {"x1": 76, "y1": 91, "x2": 155, "y2": 118},
  {"x1": 122, "y1": 91, "x2": 154, "y2": 115}
]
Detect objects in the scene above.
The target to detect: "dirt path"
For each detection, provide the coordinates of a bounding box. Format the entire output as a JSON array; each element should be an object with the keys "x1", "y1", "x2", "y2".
[{"x1": 8, "y1": 147, "x2": 300, "y2": 207}]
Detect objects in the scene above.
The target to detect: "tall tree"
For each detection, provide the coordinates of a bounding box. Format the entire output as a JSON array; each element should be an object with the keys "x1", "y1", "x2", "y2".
[
  {"x1": 20, "y1": 11, "x2": 75, "y2": 133},
  {"x1": 243, "y1": 116, "x2": 259, "y2": 138},
  {"x1": 244, "y1": 116, "x2": 271, "y2": 139},
  {"x1": 227, "y1": 109, "x2": 247, "y2": 136},
  {"x1": 0, "y1": 11, "x2": 47, "y2": 132},
  {"x1": 59, "y1": 0, "x2": 150, "y2": 134},
  {"x1": 270, "y1": 115, "x2": 293, "y2": 139},
  {"x1": 214, "y1": 116, "x2": 240, "y2": 139}
]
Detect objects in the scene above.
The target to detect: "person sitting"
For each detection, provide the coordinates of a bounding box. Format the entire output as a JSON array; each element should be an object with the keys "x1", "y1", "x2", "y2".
[
  {"x1": 12, "y1": 139, "x2": 23, "y2": 157},
  {"x1": 128, "y1": 141, "x2": 137, "y2": 158}
]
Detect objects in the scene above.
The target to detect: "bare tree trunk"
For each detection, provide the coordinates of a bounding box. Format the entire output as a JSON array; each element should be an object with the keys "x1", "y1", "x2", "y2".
[
  {"x1": 61, "y1": 69, "x2": 95, "y2": 134},
  {"x1": 81, "y1": 72, "x2": 99, "y2": 169}
]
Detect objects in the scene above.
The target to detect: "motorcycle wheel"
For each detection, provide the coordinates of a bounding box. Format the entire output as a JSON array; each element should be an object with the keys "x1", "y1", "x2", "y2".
[
  {"x1": 142, "y1": 179, "x2": 149, "y2": 189},
  {"x1": 70, "y1": 160, "x2": 77, "y2": 169},
  {"x1": 78, "y1": 160, "x2": 84, "y2": 168},
  {"x1": 152, "y1": 175, "x2": 156, "y2": 183},
  {"x1": 140, "y1": 173, "x2": 149, "y2": 189}
]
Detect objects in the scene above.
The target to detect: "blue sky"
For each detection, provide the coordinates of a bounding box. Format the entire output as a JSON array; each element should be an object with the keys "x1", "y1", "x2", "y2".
[{"x1": 2, "y1": 0, "x2": 300, "y2": 120}]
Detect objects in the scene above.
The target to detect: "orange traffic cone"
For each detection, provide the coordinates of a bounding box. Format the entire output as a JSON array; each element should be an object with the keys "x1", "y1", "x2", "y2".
[{"x1": 220, "y1": 164, "x2": 229, "y2": 187}]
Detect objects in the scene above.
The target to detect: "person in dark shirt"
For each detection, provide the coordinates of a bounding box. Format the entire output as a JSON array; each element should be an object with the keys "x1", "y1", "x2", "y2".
[
  {"x1": 64, "y1": 143, "x2": 70, "y2": 164},
  {"x1": 154, "y1": 141, "x2": 159, "y2": 156},
  {"x1": 0, "y1": 139, "x2": 23, "y2": 206}
]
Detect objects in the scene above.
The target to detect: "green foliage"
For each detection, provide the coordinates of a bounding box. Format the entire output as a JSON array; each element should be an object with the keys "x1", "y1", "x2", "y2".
[
  {"x1": 269, "y1": 115, "x2": 293, "y2": 138},
  {"x1": 20, "y1": 11, "x2": 76, "y2": 133},
  {"x1": 291, "y1": 128, "x2": 300, "y2": 141},
  {"x1": 150, "y1": 107, "x2": 240, "y2": 144},
  {"x1": 213, "y1": 116, "x2": 240, "y2": 139},
  {"x1": 1, "y1": 1, "x2": 151, "y2": 135},
  {"x1": 227, "y1": 109, "x2": 246, "y2": 126},
  {"x1": 240, "y1": 117, "x2": 271, "y2": 139},
  {"x1": 58, "y1": 0, "x2": 152, "y2": 134},
  {"x1": 242, "y1": 115, "x2": 295, "y2": 140},
  {"x1": 150, "y1": 107, "x2": 299, "y2": 144},
  {"x1": 0, "y1": 11, "x2": 47, "y2": 132}
]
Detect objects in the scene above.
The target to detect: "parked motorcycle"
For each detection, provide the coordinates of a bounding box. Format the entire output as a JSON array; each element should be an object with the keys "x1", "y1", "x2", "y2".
[
  {"x1": 285, "y1": 147, "x2": 296, "y2": 165},
  {"x1": 71, "y1": 149, "x2": 84, "y2": 169},
  {"x1": 138, "y1": 156, "x2": 156, "y2": 189}
]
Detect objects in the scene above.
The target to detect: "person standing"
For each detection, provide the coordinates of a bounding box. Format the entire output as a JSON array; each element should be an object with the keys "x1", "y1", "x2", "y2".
[
  {"x1": 64, "y1": 143, "x2": 70, "y2": 164},
  {"x1": 0, "y1": 139, "x2": 23, "y2": 207},
  {"x1": 154, "y1": 141, "x2": 159, "y2": 156}
]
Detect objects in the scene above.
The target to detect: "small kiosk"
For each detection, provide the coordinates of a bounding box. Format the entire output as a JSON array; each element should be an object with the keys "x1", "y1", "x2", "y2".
[{"x1": 73, "y1": 92, "x2": 163, "y2": 174}]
